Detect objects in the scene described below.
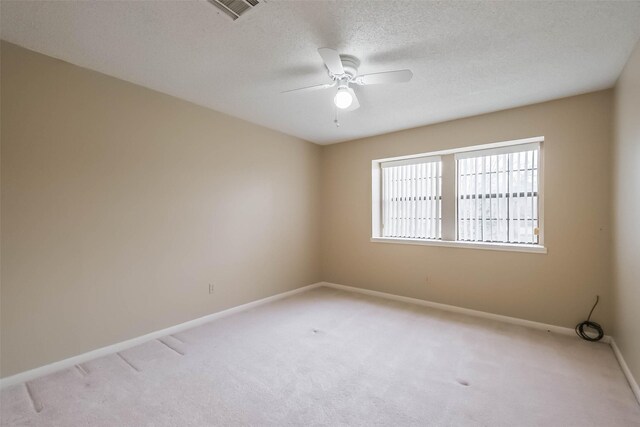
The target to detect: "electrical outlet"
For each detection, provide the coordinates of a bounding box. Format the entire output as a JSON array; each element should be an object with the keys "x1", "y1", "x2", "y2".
[{"x1": 208, "y1": 283, "x2": 215, "y2": 294}]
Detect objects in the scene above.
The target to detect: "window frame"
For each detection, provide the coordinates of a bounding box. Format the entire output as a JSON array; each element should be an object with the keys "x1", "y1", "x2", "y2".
[{"x1": 371, "y1": 136, "x2": 546, "y2": 254}]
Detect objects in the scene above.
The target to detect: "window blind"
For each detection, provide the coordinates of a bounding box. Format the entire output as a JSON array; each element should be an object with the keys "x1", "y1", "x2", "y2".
[
  {"x1": 456, "y1": 143, "x2": 539, "y2": 244},
  {"x1": 381, "y1": 158, "x2": 442, "y2": 239}
]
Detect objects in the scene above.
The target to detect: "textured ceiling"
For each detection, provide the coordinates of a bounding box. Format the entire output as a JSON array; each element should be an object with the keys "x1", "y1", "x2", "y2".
[{"x1": 2, "y1": 1, "x2": 640, "y2": 144}]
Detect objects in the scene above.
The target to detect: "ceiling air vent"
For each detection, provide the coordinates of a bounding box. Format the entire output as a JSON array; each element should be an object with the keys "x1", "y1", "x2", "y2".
[{"x1": 207, "y1": 0, "x2": 261, "y2": 21}]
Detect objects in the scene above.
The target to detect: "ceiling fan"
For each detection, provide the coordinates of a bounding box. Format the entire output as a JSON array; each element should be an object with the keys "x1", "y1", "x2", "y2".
[{"x1": 282, "y1": 48, "x2": 413, "y2": 112}]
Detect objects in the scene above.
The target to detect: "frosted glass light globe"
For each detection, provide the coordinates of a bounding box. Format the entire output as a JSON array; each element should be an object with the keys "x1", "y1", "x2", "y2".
[{"x1": 334, "y1": 88, "x2": 353, "y2": 109}]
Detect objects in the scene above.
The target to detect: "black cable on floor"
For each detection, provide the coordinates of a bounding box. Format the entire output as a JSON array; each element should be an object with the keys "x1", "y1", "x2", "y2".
[{"x1": 575, "y1": 295, "x2": 604, "y2": 342}]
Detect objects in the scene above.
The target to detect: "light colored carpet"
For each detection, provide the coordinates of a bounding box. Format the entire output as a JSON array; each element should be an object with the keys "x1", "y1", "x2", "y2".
[{"x1": 1, "y1": 286, "x2": 639, "y2": 426}]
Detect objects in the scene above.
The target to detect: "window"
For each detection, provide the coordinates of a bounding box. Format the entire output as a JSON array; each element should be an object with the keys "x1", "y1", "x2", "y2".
[
  {"x1": 457, "y1": 143, "x2": 539, "y2": 245},
  {"x1": 372, "y1": 137, "x2": 545, "y2": 253}
]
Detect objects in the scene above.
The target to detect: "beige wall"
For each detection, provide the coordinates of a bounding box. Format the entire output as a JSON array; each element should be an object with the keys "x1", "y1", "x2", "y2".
[
  {"x1": 0, "y1": 42, "x2": 322, "y2": 377},
  {"x1": 613, "y1": 40, "x2": 640, "y2": 385},
  {"x1": 321, "y1": 90, "x2": 613, "y2": 329}
]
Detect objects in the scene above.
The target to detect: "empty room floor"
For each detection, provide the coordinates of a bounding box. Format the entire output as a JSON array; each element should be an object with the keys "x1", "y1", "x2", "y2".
[{"x1": 1, "y1": 286, "x2": 639, "y2": 426}]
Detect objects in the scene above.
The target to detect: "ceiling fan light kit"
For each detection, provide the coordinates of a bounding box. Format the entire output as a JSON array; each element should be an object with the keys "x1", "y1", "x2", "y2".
[
  {"x1": 334, "y1": 86, "x2": 353, "y2": 109},
  {"x1": 283, "y1": 48, "x2": 413, "y2": 120}
]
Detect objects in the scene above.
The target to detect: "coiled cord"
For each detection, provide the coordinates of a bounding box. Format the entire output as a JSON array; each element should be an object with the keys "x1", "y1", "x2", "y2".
[{"x1": 575, "y1": 295, "x2": 604, "y2": 342}]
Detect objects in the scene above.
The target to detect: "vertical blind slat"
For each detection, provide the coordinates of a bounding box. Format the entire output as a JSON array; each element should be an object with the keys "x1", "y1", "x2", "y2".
[
  {"x1": 432, "y1": 161, "x2": 437, "y2": 238},
  {"x1": 412, "y1": 164, "x2": 417, "y2": 238},
  {"x1": 511, "y1": 152, "x2": 518, "y2": 243},
  {"x1": 389, "y1": 167, "x2": 394, "y2": 236},
  {"x1": 422, "y1": 162, "x2": 427, "y2": 238},
  {"x1": 524, "y1": 153, "x2": 527, "y2": 243},
  {"x1": 531, "y1": 152, "x2": 536, "y2": 243},
  {"x1": 460, "y1": 159, "x2": 466, "y2": 241},
  {"x1": 436, "y1": 161, "x2": 440, "y2": 238}
]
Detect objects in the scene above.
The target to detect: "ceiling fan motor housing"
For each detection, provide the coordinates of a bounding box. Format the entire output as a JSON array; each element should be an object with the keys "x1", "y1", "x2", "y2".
[{"x1": 337, "y1": 55, "x2": 360, "y2": 80}]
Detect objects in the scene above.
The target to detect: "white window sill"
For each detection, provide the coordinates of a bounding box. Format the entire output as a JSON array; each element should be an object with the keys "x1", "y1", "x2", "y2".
[{"x1": 370, "y1": 237, "x2": 547, "y2": 254}]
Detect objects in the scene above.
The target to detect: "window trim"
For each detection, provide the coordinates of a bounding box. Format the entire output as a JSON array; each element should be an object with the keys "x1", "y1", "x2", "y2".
[
  {"x1": 380, "y1": 155, "x2": 442, "y2": 168},
  {"x1": 371, "y1": 136, "x2": 546, "y2": 254},
  {"x1": 369, "y1": 237, "x2": 548, "y2": 253}
]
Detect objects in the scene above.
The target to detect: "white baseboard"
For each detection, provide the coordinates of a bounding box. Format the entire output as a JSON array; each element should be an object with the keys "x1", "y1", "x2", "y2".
[
  {"x1": 0, "y1": 282, "x2": 323, "y2": 390},
  {"x1": 610, "y1": 338, "x2": 640, "y2": 405},
  {"x1": 320, "y1": 282, "x2": 612, "y2": 343}
]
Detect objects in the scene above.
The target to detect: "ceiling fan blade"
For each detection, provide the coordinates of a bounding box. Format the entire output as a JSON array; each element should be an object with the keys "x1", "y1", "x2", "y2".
[
  {"x1": 281, "y1": 81, "x2": 335, "y2": 94},
  {"x1": 344, "y1": 87, "x2": 360, "y2": 111},
  {"x1": 356, "y1": 69, "x2": 413, "y2": 85},
  {"x1": 318, "y1": 48, "x2": 345, "y2": 76}
]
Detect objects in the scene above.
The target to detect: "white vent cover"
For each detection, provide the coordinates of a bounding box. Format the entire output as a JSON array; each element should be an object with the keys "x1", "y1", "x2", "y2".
[{"x1": 207, "y1": 0, "x2": 261, "y2": 21}]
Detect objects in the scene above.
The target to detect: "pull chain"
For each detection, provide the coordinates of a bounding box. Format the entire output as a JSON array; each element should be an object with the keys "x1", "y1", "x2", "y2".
[{"x1": 334, "y1": 106, "x2": 340, "y2": 128}]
